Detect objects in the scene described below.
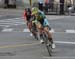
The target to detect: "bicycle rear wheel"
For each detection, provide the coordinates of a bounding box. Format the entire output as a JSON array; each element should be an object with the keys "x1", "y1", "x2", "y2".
[{"x1": 31, "y1": 24, "x2": 39, "y2": 40}]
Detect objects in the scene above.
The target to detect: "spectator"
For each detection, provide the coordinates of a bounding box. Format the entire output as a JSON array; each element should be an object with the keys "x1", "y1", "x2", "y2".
[
  {"x1": 68, "y1": 6, "x2": 74, "y2": 15},
  {"x1": 38, "y1": 0, "x2": 43, "y2": 11},
  {"x1": 4, "y1": 0, "x2": 9, "y2": 8}
]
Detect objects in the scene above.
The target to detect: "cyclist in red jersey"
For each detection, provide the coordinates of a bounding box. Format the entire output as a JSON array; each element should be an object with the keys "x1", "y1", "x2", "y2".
[
  {"x1": 24, "y1": 8, "x2": 32, "y2": 31},
  {"x1": 23, "y1": 8, "x2": 38, "y2": 39}
]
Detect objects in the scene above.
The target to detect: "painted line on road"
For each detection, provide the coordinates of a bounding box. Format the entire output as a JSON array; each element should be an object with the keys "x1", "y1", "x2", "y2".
[
  {"x1": 0, "y1": 17, "x2": 24, "y2": 20},
  {"x1": 14, "y1": 17, "x2": 24, "y2": 19},
  {"x1": 23, "y1": 29, "x2": 75, "y2": 33},
  {"x1": 55, "y1": 41, "x2": 75, "y2": 44},
  {"x1": 43, "y1": 56, "x2": 75, "y2": 59},
  {"x1": 0, "y1": 17, "x2": 26, "y2": 26},
  {"x1": 23, "y1": 29, "x2": 55, "y2": 33},
  {"x1": 0, "y1": 25, "x2": 10, "y2": 27},
  {"x1": 0, "y1": 42, "x2": 40, "y2": 48},
  {"x1": 0, "y1": 22, "x2": 25, "y2": 25},
  {"x1": 0, "y1": 17, "x2": 24, "y2": 22},
  {"x1": 0, "y1": 22, "x2": 26, "y2": 27},
  {"x1": 0, "y1": 20, "x2": 24, "y2": 22},
  {"x1": 0, "y1": 41, "x2": 75, "y2": 49},
  {"x1": 23, "y1": 29, "x2": 30, "y2": 32},
  {"x1": 2, "y1": 28, "x2": 13, "y2": 32},
  {"x1": 0, "y1": 28, "x2": 75, "y2": 33},
  {"x1": 1, "y1": 28, "x2": 75, "y2": 34},
  {"x1": 66, "y1": 30, "x2": 75, "y2": 33}
]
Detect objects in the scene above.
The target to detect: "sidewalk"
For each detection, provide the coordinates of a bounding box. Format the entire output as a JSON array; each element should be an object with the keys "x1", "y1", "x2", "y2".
[
  {"x1": 0, "y1": 8, "x2": 71, "y2": 20},
  {"x1": 0, "y1": 8, "x2": 24, "y2": 16}
]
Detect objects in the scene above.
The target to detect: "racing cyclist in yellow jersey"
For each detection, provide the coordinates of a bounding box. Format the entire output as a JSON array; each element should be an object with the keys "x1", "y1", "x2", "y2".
[{"x1": 31, "y1": 7, "x2": 55, "y2": 49}]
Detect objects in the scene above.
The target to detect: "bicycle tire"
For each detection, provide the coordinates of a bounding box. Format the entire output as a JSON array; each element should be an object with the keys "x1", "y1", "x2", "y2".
[
  {"x1": 34, "y1": 33, "x2": 39, "y2": 40},
  {"x1": 31, "y1": 25, "x2": 39, "y2": 40},
  {"x1": 46, "y1": 40, "x2": 52, "y2": 56},
  {"x1": 42, "y1": 32, "x2": 52, "y2": 56}
]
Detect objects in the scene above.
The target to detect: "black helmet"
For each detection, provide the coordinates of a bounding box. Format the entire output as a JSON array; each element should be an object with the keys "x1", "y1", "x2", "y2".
[{"x1": 25, "y1": 7, "x2": 31, "y2": 12}]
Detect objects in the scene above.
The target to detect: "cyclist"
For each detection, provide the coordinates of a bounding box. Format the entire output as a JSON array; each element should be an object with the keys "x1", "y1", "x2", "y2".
[
  {"x1": 24, "y1": 7, "x2": 32, "y2": 30},
  {"x1": 23, "y1": 8, "x2": 38, "y2": 39},
  {"x1": 31, "y1": 7, "x2": 55, "y2": 49}
]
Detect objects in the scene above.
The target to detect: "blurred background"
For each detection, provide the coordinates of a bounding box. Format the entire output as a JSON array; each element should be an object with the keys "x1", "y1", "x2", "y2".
[{"x1": 0, "y1": 0, "x2": 75, "y2": 15}]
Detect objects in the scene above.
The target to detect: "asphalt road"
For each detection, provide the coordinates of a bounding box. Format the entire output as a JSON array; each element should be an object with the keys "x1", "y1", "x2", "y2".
[{"x1": 0, "y1": 9, "x2": 75, "y2": 59}]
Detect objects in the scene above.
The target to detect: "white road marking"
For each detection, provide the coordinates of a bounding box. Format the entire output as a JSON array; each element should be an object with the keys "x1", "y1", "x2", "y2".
[
  {"x1": 0, "y1": 17, "x2": 25, "y2": 22},
  {"x1": 66, "y1": 30, "x2": 75, "y2": 33},
  {"x1": 0, "y1": 20, "x2": 12, "y2": 22},
  {"x1": 23, "y1": 29, "x2": 55, "y2": 33},
  {"x1": 1, "y1": 26, "x2": 75, "y2": 35},
  {"x1": 5, "y1": 25, "x2": 10, "y2": 27},
  {"x1": 2, "y1": 17, "x2": 23, "y2": 20},
  {"x1": 0, "y1": 20, "x2": 25, "y2": 23},
  {"x1": 55, "y1": 41, "x2": 75, "y2": 44},
  {"x1": 23, "y1": 29, "x2": 30, "y2": 32},
  {"x1": 2, "y1": 28, "x2": 13, "y2": 32},
  {"x1": 0, "y1": 20, "x2": 24, "y2": 23},
  {"x1": 0, "y1": 17, "x2": 25, "y2": 27},
  {"x1": 43, "y1": 41, "x2": 75, "y2": 59},
  {"x1": 43, "y1": 56, "x2": 75, "y2": 59},
  {"x1": 1, "y1": 28, "x2": 75, "y2": 35},
  {"x1": 30, "y1": 34, "x2": 33, "y2": 36},
  {"x1": 0, "y1": 22, "x2": 26, "y2": 25},
  {"x1": 14, "y1": 17, "x2": 24, "y2": 19},
  {"x1": 0, "y1": 25, "x2": 9, "y2": 27},
  {"x1": 0, "y1": 23, "x2": 25, "y2": 26},
  {"x1": 14, "y1": 24, "x2": 19, "y2": 26}
]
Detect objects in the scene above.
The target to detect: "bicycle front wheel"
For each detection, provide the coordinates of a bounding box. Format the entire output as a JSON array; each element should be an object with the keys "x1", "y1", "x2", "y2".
[{"x1": 43, "y1": 33, "x2": 52, "y2": 56}]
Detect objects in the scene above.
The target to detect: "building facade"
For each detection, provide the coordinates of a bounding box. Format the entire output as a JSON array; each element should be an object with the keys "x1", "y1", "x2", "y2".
[{"x1": 0, "y1": 0, "x2": 75, "y2": 9}]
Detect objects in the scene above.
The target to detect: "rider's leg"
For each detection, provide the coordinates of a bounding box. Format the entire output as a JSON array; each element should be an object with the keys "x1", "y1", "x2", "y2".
[
  {"x1": 27, "y1": 21, "x2": 36, "y2": 36},
  {"x1": 44, "y1": 27, "x2": 55, "y2": 48},
  {"x1": 31, "y1": 23, "x2": 38, "y2": 38},
  {"x1": 43, "y1": 18, "x2": 53, "y2": 43},
  {"x1": 43, "y1": 18, "x2": 55, "y2": 48},
  {"x1": 27, "y1": 21, "x2": 32, "y2": 32},
  {"x1": 36, "y1": 22, "x2": 44, "y2": 43},
  {"x1": 44, "y1": 27, "x2": 53, "y2": 43}
]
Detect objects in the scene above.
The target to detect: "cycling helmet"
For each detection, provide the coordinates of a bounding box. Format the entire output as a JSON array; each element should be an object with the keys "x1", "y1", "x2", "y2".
[
  {"x1": 31, "y1": 7, "x2": 39, "y2": 15},
  {"x1": 25, "y1": 7, "x2": 31, "y2": 12},
  {"x1": 39, "y1": 2, "x2": 43, "y2": 4}
]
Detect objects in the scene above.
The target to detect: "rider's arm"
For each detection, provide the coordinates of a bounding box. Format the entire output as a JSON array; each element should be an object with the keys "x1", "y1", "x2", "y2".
[
  {"x1": 32, "y1": 19, "x2": 38, "y2": 24},
  {"x1": 39, "y1": 10, "x2": 46, "y2": 18}
]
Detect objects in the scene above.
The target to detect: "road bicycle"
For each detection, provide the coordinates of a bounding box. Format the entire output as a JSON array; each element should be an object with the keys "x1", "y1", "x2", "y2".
[
  {"x1": 31, "y1": 22, "x2": 39, "y2": 40},
  {"x1": 40, "y1": 28, "x2": 52, "y2": 56}
]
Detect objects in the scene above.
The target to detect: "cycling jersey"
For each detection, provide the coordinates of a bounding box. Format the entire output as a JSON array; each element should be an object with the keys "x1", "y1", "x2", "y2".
[
  {"x1": 24, "y1": 8, "x2": 31, "y2": 21},
  {"x1": 35, "y1": 10, "x2": 49, "y2": 27}
]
